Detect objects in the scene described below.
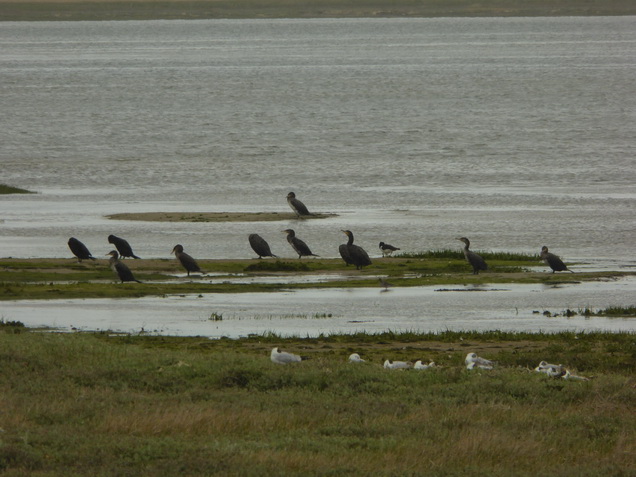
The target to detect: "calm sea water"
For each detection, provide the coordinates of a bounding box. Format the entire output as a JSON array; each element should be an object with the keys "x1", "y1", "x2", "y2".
[
  {"x1": 1, "y1": 17, "x2": 635, "y2": 335},
  {"x1": 1, "y1": 17, "x2": 635, "y2": 263}
]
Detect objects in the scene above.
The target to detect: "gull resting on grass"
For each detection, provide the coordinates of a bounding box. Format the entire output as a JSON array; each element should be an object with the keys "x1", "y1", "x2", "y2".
[{"x1": 270, "y1": 347, "x2": 302, "y2": 365}]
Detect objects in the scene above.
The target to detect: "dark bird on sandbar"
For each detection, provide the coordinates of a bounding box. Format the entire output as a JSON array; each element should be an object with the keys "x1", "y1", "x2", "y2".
[
  {"x1": 286, "y1": 191, "x2": 311, "y2": 218},
  {"x1": 379, "y1": 241, "x2": 400, "y2": 257},
  {"x1": 283, "y1": 229, "x2": 318, "y2": 259},
  {"x1": 248, "y1": 234, "x2": 278, "y2": 259},
  {"x1": 172, "y1": 244, "x2": 202, "y2": 276},
  {"x1": 540, "y1": 246, "x2": 573, "y2": 273},
  {"x1": 107, "y1": 250, "x2": 141, "y2": 283},
  {"x1": 340, "y1": 230, "x2": 372, "y2": 270},
  {"x1": 107, "y1": 234, "x2": 140, "y2": 259},
  {"x1": 68, "y1": 237, "x2": 96, "y2": 262},
  {"x1": 456, "y1": 237, "x2": 488, "y2": 275}
]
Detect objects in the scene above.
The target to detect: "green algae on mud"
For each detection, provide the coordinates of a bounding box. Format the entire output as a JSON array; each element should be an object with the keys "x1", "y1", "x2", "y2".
[{"x1": 106, "y1": 211, "x2": 336, "y2": 222}]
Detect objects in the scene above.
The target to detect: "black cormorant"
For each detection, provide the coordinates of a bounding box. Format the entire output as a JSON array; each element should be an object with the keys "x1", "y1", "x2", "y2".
[
  {"x1": 107, "y1": 234, "x2": 140, "y2": 259},
  {"x1": 341, "y1": 230, "x2": 372, "y2": 270},
  {"x1": 172, "y1": 244, "x2": 201, "y2": 276},
  {"x1": 67, "y1": 237, "x2": 96, "y2": 262},
  {"x1": 379, "y1": 241, "x2": 400, "y2": 257},
  {"x1": 107, "y1": 250, "x2": 141, "y2": 283},
  {"x1": 456, "y1": 237, "x2": 488, "y2": 275},
  {"x1": 540, "y1": 246, "x2": 573, "y2": 273},
  {"x1": 283, "y1": 229, "x2": 318, "y2": 259},
  {"x1": 286, "y1": 192, "x2": 311, "y2": 217},
  {"x1": 249, "y1": 234, "x2": 278, "y2": 259},
  {"x1": 338, "y1": 243, "x2": 354, "y2": 266}
]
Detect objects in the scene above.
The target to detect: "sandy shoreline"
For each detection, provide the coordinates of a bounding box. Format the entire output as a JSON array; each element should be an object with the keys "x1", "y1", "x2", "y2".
[{"x1": 106, "y1": 211, "x2": 336, "y2": 222}]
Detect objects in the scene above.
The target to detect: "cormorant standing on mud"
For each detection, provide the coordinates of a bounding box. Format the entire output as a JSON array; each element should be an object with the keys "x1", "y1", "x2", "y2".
[
  {"x1": 107, "y1": 250, "x2": 141, "y2": 283},
  {"x1": 68, "y1": 237, "x2": 96, "y2": 262},
  {"x1": 249, "y1": 234, "x2": 278, "y2": 259},
  {"x1": 341, "y1": 230, "x2": 372, "y2": 270},
  {"x1": 172, "y1": 244, "x2": 202, "y2": 276},
  {"x1": 456, "y1": 237, "x2": 488, "y2": 275},
  {"x1": 283, "y1": 229, "x2": 318, "y2": 259}
]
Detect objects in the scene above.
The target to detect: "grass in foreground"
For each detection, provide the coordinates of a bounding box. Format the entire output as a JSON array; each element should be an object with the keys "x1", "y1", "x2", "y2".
[{"x1": 0, "y1": 328, "x2": 634, "y2": 476}]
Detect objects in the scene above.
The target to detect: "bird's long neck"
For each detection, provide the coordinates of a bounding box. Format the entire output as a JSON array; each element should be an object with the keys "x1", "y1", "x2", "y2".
[{"x1": 347, "y1": 234, "x2": 354, "y2": 246}]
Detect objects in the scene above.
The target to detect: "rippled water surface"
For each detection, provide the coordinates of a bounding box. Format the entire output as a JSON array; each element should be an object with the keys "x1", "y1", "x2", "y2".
[{"x1": 1, "y1": 17, "x2": 635, "y2": 335}]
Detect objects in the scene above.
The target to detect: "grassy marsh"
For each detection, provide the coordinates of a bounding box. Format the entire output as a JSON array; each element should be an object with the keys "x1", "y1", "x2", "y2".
[
  {"x1": 0, "y1": 327, "x2": 634, "y2": 475},
  {"x1": 1, "y1": 253, "x2": 630, "y2": 301}
]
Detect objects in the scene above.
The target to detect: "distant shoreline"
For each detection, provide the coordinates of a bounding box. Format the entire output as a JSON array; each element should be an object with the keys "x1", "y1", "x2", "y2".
[{"x1": 1, "y1": 0, "x2": 635, "y2": 22}]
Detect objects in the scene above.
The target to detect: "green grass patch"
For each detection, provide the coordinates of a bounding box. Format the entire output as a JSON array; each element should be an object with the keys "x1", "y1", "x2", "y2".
[
  {"x1": 582, "y1": 305, "x2": 636, "y2": 317},
  {"x1": 0, "y1": 330, "x2": 634, "y2": 475},
  {"x1": 398, "y1": 248, "x2": 538, "y2": 261}
]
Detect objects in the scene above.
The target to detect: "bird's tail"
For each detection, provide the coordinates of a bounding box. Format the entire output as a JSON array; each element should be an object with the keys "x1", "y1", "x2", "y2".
[{"x1": 132, "y1": 255, "x2": 141, "y2": 259}]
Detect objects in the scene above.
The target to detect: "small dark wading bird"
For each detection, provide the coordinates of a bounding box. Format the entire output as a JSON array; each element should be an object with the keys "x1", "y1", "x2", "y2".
[
  {"x1": 107, "y1": 234, "x2": 140, "y2": 259},
  {"x1": 340, "y1": 230, "x2": 372, "y2": 270},
  {"x1": 283, "y1": 229, "x2": 318, "y2": 259},
  {"x1": 107, "y1": 250, "x2": 141, "y2": 283},
  {"x1": 67, "y1": 237, "x2": 96, "y2": 262},
  {"x1": 456, "y1": 237, "x2": 488, "y2": 275},
  {"x1": 379, "y1": 241, "x2": 400, "y2": 257},
  {"x1": 172, "y1": 244, "x2": 201, "y2": 276},
  {"x1": 286, "y1": 191, "x2": 311, "y2": 218},
  {"x1": 540, "y1": 246, "x2": 573, "y2": 273},
  {"x1": 248, "y1": 233, "x2": 278, "y2": 259},
  {"x1": 378, "y1": 277, "x2": 393, "y2": 291}
]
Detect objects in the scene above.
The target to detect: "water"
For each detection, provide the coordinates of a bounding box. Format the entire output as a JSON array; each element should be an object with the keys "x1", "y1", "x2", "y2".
[
  {"x1": 2, "y1": 278, "x2": 635, "y2": 337},
  {"x1": 1, "y1": 17, "x2": 635, "y2": 335}
]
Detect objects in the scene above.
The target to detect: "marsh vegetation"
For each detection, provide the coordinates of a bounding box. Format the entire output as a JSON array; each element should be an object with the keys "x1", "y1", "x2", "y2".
[
  {"x1": 1, "y1": 252, "x2": 630, "y2": 301},
  {"x1": 0, "y1": 326, "x2": 634, "y2": 475}
]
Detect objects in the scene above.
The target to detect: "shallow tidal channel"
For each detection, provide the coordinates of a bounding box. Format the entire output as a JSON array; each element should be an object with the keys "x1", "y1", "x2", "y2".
[{"x1": 3, "y1": 276, "x2": 635, "y2": 338}]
